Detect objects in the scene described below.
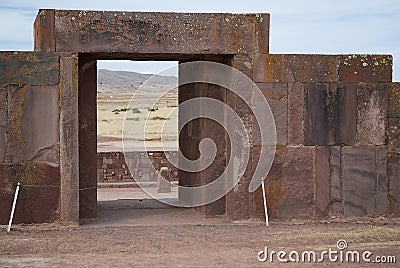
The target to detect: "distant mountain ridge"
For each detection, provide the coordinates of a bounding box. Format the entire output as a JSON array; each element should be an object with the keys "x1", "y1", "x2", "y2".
[{"x1": 97, "y1": 69, "x2": 178, "y2": 92}]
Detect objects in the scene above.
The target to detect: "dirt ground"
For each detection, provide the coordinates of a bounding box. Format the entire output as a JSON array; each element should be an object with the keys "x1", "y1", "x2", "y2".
[{"x1": 1, "y1": 215, "x2": 399, "y2": 267}]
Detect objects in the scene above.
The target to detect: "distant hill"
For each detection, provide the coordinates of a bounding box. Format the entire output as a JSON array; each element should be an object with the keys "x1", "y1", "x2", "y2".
[{"x1": 97, "y1": 69, "x2": 178, "y2": 92}]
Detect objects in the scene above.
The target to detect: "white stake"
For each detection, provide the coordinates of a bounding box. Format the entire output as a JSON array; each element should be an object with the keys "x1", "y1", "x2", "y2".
[
  {"x1": 7, "y1": 182, "x2": 20, "y2": 233},
  {"x1": 261, "y1": 177, "x2": 269, "y2": 226}
]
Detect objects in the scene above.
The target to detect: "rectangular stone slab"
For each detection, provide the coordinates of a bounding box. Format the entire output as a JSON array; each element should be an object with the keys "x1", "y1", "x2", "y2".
[
  {"x1": 0, "y1": 52, "x2": 59, "y2": 86},
  {"x1": 254, "y1": 54, "x2": 392, "y2": 83},
  {"x1": 342, "y1": 147, "x2": 378, "y2": 216},
  {"x1": 389, "y1": 83, "x2": 400, "y2": 118},
  {"x1": 35, "y1": 10, "x2": 270, "y2": 55},
  {"x1": 264, "y1": 146, "x2": 316, "y2": 218},
  {"x1": 356, "y1": 83, "x2": 388, "y2": 146},
  {"x1": 6, "y1": 85, "x2": 59, "y2": 164},
  {"x1": 0, "y1": 162, "x2": 60, "y2": 224}
]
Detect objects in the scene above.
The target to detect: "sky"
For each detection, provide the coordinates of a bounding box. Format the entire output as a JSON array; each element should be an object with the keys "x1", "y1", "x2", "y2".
[{"x1": 0, "y1": 0, "x2": 399, "y2": 80}]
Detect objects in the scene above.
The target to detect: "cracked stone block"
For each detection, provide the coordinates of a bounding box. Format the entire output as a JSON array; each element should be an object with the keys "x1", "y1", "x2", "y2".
[
  {"x1": 388, "y1": 153, "x2": 400, "y2": 215},
  {"x1": 304, "y1": 83, "x2": 357, "y2": 146},
  {"x1": 0, "y1": 52, "x2": 59, "y2": 86},
  {"x1": 342, "y1": 147, "x2": 378, "y2": 216},
  {"x1": 339, "y1": 55, "x2": 392, "y2": 82},
  {"x1": 356, "y1": 83, "x2": 388, "y2": 145},
  {"x1": 6, "y1": 85, "x2": 59, "y2": 164}
]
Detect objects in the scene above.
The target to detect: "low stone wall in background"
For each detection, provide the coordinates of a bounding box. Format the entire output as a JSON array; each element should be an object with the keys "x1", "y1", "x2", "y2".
[{"x1": 97, "y1": 151, "x2": 179, "y2": 183}]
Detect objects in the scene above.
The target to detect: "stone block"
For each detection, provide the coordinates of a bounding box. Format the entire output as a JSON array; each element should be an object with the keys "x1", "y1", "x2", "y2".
[
  {"x1": 376, "y1": 147, "x2": 388, "y2": 214},
  {"x1": 388, "y1": 118, "x2": 400, "y2": 153},
  {"x1": 339, "y1": 55, "x2": 392, "y2": 82},
  {"x1": 264, "y1": 146, "x2": 315, "y2": 218},
  {"x1": 315, "y1": 147, "x2": 330, "y2": 217},
  {"x1": 0, "y1": 88, "x2": 6, "y2": 162},
  {"x1": 253, "y1": 54, "x2": 340, "y2": 83},
  {"x1": 387, "y1": 153, "x2": 400, "y2": 215},
  {"x1": 0, "y1": 52, "x2": 59, "y2": 86},
  {"x1": 337, "y1": 83, "x2": 357, "y2": 145},
  {"x1": 34, "y1": 9, "x2": 56, "y2": 51},
  {"x1": 0, "y1": 162, "x2": 60, "y2": 224},
  {"x1": 49, "y1": 10, "x2": 262, "y2": 54},
  {"x1": 356, "y1": 83, "x2": 388, "y2": 145},
  {"x1": 227, "y1": 181, "x2": 252, "y2": 220},
  {"x1": 330, "y1": 147, "x2": 343, "y2": 215},
  {"x1": 341, "y1": 147, "x2": 377, "y2": 216},
  {"x1": 304, "y1": 83, "x2": 358, "y2": 146},
  {"x1": 6, "y1": 85, "x2": 59, "y2": 164},
  {"x1": 255, "y1": 13, "x2": 270, "y2": 53},
  {"x1": 256, "y1": 83, "x2": 287, "y2": 145},
  {"x1": 59, "y1": 54, "x2": 79, "y2": 225},
  {"x1": 389, "y1": 83, "x2": 400, "y2": 118},
  {"x1": 304, "y1": 83, "x2": 337, "y2": 145},
  {"x1": 287, "y1": 83, "x2": 305, "y2": 145}
]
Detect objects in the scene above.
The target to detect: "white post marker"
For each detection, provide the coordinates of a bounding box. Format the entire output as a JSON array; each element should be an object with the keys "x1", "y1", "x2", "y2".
[
  {"x1": 261, "y1": 177, "x2": 269, "y2": 226},
  {"x1": 7, "y1": 182, "x2": 20, "y2": 233}
]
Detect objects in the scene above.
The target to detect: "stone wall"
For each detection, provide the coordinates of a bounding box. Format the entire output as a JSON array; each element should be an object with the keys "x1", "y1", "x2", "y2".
[
  {"x1": 0, "y1": 52, "x2": 76, "y2": 224},
  {"x1": 250, "y1": 55, "x2": 396, "y2": 219},
  {"x1": 97, "y1": 151, "x2": 179, "y2": 183},
  {"x1": 0, "y1": 10, "x2": 398, "y2": 224}
]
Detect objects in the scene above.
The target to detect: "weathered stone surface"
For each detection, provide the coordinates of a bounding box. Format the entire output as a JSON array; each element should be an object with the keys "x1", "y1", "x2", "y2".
[
  {"x1": 254, "y1": 54, "x2": 392, "y2": 83},
  {"x1": 227, "y1": 181, "x2": 252, "y2": 220},
  {"x1": 356, "y1": 83, "x2": 388, "y2": 145},
  {"x1": 59, "y1": 54, "x2": 79, "y2": 225},
  {"x1": 376, "y1": 146, "x2": 388, "y2": 214},
  {"x1": 315, "y1": 147, "x2": 330, "y2": 217},
  {"x1": 253, "y1": 54, "x2": 340, "y2": 83},
  {"x1": 304, "y1": 83, "x2": 358, "y2": 146},
  {"x1": 255, "y1": 14, "x2": 270, "y2": 53},
  {"x1": 287, "y1": 83, "x2": 304, "y2": 145},
  {"x1": 389, "y1": 83, "x2": 400, "y2": 118},
  {"x1": 34, "y1": 9, "x2": 56, "y2": 51},
  {"x1": 388, "y1": 153, "x2": 400, "y2": 215},
  {"x1": 6, "y1": 85, "x2": 59, "y2": 164},
  {"x1": 339, "y1": 55, "x2": 392, "y2": 82},
  {"x1": 388, "y1": 118, "x2": 400, "y2": 153},
  {"x1": 330, "y1": 147, "x2": 343, "y2": 215},
  {"x1": 342, "y1": 147, "x2": 377, "y2": 216},
  {"x1": 78, "y1": 55, "x2": 97, "y2": 219},
  {"x1": 0, "y1": 52, "x2": 59, "y2": 85},
  {"x1": 265, "y1": 146, "x2": 315, "y2": 218},
  {"x1": 338, "y1": 83, "x2": 357, "y2": 145},
  {"x1": 256, "y1": 83, "x2": 287, "y2": 145},
  {"x1": 304, "y1": 83, "x2": 337, "y2": 145},
  {"x1": 0, "y1": 88, "x2": 6, "y2": 162},
  {"x1": 232, "y1": 53, "x2": 253, "y2": 79},
  {"x1": 46, "y1": 10, "x2": 267, "y2": 55},
  {"x1": 0, "y1": 162, "x2": 60, "y2": 224}
]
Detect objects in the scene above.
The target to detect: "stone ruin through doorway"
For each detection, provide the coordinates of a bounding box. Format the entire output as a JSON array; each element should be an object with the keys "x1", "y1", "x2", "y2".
[{"x1": 0, "y1": 9, "x2": 399, "y2": 225}]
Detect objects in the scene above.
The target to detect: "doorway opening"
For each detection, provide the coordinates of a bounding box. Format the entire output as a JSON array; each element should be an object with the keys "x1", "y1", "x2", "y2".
[
  {"x1": 78, "y1": 54, "x2": 232, "y2": 225},
  {"x1": 95, "y1": 60, "x2": 184, "y2": 224}
]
